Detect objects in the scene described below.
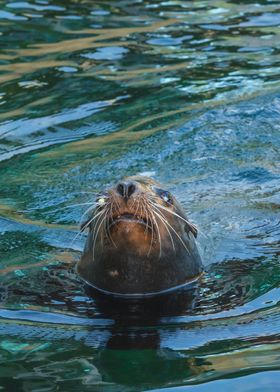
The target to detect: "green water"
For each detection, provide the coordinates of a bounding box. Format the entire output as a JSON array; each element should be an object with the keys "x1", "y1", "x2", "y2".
[{"x1": 0, "y1": 0, "x2": 280, "y2": 390}]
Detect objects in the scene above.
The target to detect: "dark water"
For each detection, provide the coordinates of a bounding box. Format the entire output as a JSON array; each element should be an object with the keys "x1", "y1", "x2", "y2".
[{"x1": 0, "y1": 0, "x2": 280, "y2": 390}]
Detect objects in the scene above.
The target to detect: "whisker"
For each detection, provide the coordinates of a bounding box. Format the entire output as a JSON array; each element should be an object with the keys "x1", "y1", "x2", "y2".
[
  {"x1": 78, "y1": 191, "x2": 97, "y2": 195},
  {"x1": 80, "y1": 206, "x2": 107, "y2": 231},
  {"x1": 148, "y1": 209, "x2": 162, "y2": 258},
  {"x1": 151, "y1": 207, "x2": 175, "y2": 253},
  {"x1": 110, "y1": 192, "x2": 121, "y2": 214},
  {"x1": 71, "y1": 206, "x2": 107, "y2": 246},
  {"x1": 152, "y1": 205, "x2": 190, "y2": 255},
  {"x1": 105, "y1": 208, "x2": 117, "y2": 248},
  {"x1": 143, "y1": 200, "x2": 155, "y2": 256},
  {"x1": 79, "y1": 203, "x2": 107, "y2": 228},
  {"x1": 143, "y1": 200, "x2": 150, "y2": 235},
  {"x1": 150, "y1": 200, "x2": 198, "y2": 236},
  {"x1": 92, "y1": 207, "x2": 107, "y2": 234},
  {"x1": 70, "y1": 228, "x2": 86, "y2": 247},
  {"x1": 133, "y1": 196, "x2": 142, "y2": 219},
  {"x1": 50, "y1": 202, "x2": 96, "y2": 214},
  {"x1": 64, "y1": 202, "x2": 95, "y2": 208},
  {"x1": 92, "y1": 212, "x2": 108, "y2": 261},
  {"x1": 131, "y1": 193, "x2": 139, "y2": 210}
]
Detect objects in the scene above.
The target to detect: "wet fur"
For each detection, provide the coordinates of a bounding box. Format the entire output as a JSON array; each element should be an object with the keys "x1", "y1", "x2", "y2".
[{"x1": 77, "y1": 176, "x2": 203, "y2": 295}]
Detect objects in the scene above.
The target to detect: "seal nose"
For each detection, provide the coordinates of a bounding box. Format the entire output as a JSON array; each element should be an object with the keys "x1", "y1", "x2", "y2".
[{"x1": 116, "y1": 181, "x2": 136, "y2": 200}]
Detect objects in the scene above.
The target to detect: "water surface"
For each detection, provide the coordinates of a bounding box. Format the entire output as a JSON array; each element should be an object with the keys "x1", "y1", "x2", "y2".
[{"x1": 0, "y1": 0, "x2": 280, "y2": 390}]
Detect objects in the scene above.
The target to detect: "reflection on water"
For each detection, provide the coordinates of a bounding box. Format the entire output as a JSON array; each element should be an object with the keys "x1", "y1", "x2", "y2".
[{"x1": 0, "y1": 0, "x2": 280, "y2": 390}]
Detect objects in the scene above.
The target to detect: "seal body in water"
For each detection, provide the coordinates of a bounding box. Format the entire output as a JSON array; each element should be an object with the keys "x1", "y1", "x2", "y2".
[{"x1": 77, "y1": 176, "x2": 203, "y2": 296}]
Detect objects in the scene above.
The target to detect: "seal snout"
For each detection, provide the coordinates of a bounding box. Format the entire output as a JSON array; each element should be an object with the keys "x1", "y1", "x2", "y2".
[
  {"x1": 116, "y1": 180, "x2": 137, "y2": 201},
  {"x1": 110, "y1": 179, "x2": 152, "y2": 230}
]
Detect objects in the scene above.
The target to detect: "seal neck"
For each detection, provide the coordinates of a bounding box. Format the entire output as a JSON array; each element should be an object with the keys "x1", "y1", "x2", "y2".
[{"x1": 80, "y1": 272, "x2": 203, "y2": 299}]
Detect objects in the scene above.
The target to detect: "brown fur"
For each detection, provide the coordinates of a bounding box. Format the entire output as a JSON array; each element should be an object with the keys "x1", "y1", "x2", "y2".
[{"x1": 77, "y1": 176, "x2": 202, "y2": 296}]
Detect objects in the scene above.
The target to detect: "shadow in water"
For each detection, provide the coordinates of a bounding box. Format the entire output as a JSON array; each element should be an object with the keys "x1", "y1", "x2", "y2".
[
  {"x1": 79, "y1": 256, "x2": 280, "y2": 388},
  {"x1": 87, "y1": 283, "x2": 199, "y2": 325},
  {"x1": 1, "y1": 256, "x2": 280, "y2": 390},
  {"x1": 86, "y1": 284, "x2": 200, "y2": 387}
]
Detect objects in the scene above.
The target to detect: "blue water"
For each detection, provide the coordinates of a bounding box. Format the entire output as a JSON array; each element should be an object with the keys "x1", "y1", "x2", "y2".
[{"x1": 0, "y1": 0, "x2": 280, "y2": 390}]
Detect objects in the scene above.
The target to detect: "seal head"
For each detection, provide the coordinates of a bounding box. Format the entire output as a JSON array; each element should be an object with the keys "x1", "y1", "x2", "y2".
[{"x1": 77, "y1": 176, "x2": 202, "y2": 296}]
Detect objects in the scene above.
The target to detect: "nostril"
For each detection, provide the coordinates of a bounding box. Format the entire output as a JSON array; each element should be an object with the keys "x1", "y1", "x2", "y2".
[
  {"x1": 127, "y1": 183, "x2": 136, "y2": 197},
  {"x1": 117, "y1": 183, "x2": 125, "y2": 197},
  {"x1": 116, "y1": 181, "x2": 136, "y2": 199}
]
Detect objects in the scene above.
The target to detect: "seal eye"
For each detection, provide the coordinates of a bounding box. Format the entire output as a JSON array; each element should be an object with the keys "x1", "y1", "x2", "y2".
[{"x1": 154, "y1": 188, "x2": 173, "y2": 205}]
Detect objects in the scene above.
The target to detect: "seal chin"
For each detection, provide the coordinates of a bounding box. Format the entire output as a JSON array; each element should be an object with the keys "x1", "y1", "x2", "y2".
[{"x1": 109, "y1": 215, "x2": 153, "y2": 249}]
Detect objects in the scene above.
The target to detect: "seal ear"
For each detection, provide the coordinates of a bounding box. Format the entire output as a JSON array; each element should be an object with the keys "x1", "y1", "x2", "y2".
[{"x1": 184, "y1": 222, "x2": 198, "y2": 238}]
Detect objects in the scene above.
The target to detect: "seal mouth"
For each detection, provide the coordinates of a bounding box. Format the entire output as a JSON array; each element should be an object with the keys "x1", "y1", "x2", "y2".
[{"x1": 109, "y1": 213, "x2": 152, "y2": 230}]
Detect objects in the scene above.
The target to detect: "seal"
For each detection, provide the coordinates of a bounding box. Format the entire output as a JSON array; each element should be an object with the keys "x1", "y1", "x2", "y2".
[{"x1": 77, "y1": 176, "x2": 203, "y2": 296}]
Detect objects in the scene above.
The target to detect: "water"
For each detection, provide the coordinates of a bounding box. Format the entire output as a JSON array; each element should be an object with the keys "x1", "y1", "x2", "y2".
[{"x1": 0, "y1": 0, "x2": 280, "y2": 390}]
